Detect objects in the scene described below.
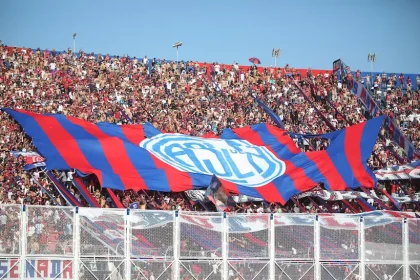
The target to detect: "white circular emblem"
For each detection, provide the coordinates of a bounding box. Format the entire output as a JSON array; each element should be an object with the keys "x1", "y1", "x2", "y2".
[{"x1": 140, "y1": 134, "x2": 286, "y2": 188}]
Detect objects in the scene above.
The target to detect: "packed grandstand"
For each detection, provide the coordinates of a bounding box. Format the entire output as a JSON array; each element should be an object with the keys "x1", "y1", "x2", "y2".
[{"x1": 0, "y1": 44, "x2": 419, "y2": 214}]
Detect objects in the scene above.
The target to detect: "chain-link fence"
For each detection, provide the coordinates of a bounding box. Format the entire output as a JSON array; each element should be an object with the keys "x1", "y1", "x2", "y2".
[
  {"x1": 0, "y1": 205, "x2": 418, "y2": 279},
  {"x1": 0, "y1": 204, "x2": 21, "y2": 257}
]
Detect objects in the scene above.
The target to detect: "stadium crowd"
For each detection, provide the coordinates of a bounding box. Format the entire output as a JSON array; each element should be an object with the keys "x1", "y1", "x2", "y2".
[{"x1": 0, "y1": 44, "x2": 419, "y2": 214}]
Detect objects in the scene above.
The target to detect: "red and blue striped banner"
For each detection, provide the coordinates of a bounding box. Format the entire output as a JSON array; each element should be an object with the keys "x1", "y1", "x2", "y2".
[
  {"x1": 72, "y1": 177, "x2": 101, "y2": 207},
  {"x1": 254, "y1": 96, "x2": 285, "y2": 129},
  {"x1": 356, "y1": 197, "x2": 376, "y2": 212},
  {"x1": 3, "y1": 108, "x2": 384, "y2": 205},
  {"x1": 106, "y1": 189, "x2": 124, "y2": 208},
  {"x1": 45, "y1": 171, "x2": 82, "y2": 207}
]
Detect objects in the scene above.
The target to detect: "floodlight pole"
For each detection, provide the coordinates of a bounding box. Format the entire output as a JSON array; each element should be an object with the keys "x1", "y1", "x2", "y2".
[
  {"x1": 73, "y1": 33, "x2": 77, "y2": 54},
  {"x1": 368, "y1": 52, "x2": 376, "y2": 81},
  {"x1": 173, "y1": 42, "x2": 182, "y2": 65},
  {"x1": 272, "y1": 48, "x2": 281, "y2": 67}
]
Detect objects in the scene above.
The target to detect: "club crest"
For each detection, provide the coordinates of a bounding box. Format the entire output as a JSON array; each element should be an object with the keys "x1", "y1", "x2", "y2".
[{"x1": 140, "y1": 134, "x2": 286, "y2": 187}]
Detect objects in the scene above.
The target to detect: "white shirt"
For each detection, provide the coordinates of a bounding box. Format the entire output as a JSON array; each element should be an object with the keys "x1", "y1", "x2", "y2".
[
  {"x1": 0, "y1": 214, "x2": 7, "y2": 225},
  {"x1": 66, "y1": 171, "x2": 74, "y2": 181},
  {"x1": 331, "y1": 119, "x2": 338, "y2": 128},
  {"x1": 35, "y1": 223, "x2": 44, "y2": 235}
]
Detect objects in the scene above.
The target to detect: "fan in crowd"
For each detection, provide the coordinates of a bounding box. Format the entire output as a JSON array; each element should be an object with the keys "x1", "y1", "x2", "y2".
[{"x1": 0, "y1": 44, "x2": 419, "y2": 213}]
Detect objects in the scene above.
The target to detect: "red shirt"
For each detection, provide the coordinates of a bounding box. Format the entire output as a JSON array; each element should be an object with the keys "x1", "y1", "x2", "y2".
[{"x1": 391, "y1": 184, "x2": 397, "y2": 194}]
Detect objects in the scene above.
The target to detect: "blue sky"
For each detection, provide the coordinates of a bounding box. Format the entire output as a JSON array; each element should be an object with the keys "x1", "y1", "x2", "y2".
[{"x1": 1, "y1": 0, "x2": 419, "y2": 73}]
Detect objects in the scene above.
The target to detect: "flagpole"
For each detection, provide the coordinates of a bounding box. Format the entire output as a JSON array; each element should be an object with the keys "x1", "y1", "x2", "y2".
[
  {"x1": 173, "y1": 42, "x2": 182, "y2": 65},
  {"x1": 73, "y1": 33, "x2": 77, "y2": 54},
  {"x1": 368, "y1": 53, "x2": 375, "y2": 85}
]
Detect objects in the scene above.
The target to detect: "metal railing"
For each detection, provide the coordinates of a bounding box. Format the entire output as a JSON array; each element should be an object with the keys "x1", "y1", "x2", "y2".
[{"x1": 0, "y1": 205, "x2": 419, "y2": 279}]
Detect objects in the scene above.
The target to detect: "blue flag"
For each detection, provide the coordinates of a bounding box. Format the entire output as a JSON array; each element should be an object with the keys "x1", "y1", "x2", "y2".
[
  {"x1": 205, "y1": 175, "x2": 235, "y2": 211},
  {"x1": 254, "y1": 97, "x2": 285, "y2": 129},
  {"x1": 130, "y1": 202, "x2": 139, "y2": 209}
]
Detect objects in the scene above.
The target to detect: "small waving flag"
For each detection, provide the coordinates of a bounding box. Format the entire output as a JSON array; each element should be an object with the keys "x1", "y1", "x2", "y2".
[
  {"x1": 205, "y1": 175, "x2": 235, "y2": 212},
  {"x1": 254, "y1": 97, "x2": 285, "y2": 129},
  {"x1": 249, "y1": 57, "x2": 261, "y2": 64}
]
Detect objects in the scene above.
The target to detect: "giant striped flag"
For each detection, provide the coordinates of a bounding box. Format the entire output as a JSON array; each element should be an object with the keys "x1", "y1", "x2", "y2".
[{"x1": 2, "y1": 108, "x2": 384, "y2": 205}]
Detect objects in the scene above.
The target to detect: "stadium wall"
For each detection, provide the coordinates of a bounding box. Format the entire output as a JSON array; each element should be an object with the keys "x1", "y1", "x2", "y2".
[{"x1": 0, "y1": 205, "x2": 419, "y2": 279}]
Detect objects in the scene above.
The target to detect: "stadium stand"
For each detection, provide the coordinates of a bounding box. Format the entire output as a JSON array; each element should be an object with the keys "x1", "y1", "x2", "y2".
[{"x1": 0, "y1": 44, "x2": 419, "y2": 214}]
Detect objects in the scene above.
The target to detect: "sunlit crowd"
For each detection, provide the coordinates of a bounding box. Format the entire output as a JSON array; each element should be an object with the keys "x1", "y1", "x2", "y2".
[{"x1": 0, "y1": 44, "x2": 419, "y2": 214}]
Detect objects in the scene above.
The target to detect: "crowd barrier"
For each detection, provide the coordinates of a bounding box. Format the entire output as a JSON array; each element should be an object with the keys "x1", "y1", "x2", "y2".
[{"x1": 0, "y1": 205, "x2": 419, "y2": 279}]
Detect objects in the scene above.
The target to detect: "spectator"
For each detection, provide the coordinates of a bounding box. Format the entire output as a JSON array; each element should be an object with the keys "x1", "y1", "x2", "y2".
[{"x1": 0, "y1": 44, "x2": 418, "y2": 213}]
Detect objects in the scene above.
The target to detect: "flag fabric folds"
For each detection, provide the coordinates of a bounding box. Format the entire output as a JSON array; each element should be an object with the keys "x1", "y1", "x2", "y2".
[
  {"x1": 11, "y1": 151, "x2": 46, "y2": 171},
  {"x1": 106, "y1": 189, "x2": 124, "y2": 208},
  {"x1": 379, "y1": 188, "x2": 401, "y2": 210},
  {"x1": 2, "y1": 108, "x2": 384, "y2": 205},
  {"x1": 72, "y1": 177, "x2": 101, "y2": 207},
  {"x1": 205, "y1": 175, "x2": 235, "y2": 212},
  {"x1": 374, "y1": 160, "x2": 420, "y2": 181}
]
